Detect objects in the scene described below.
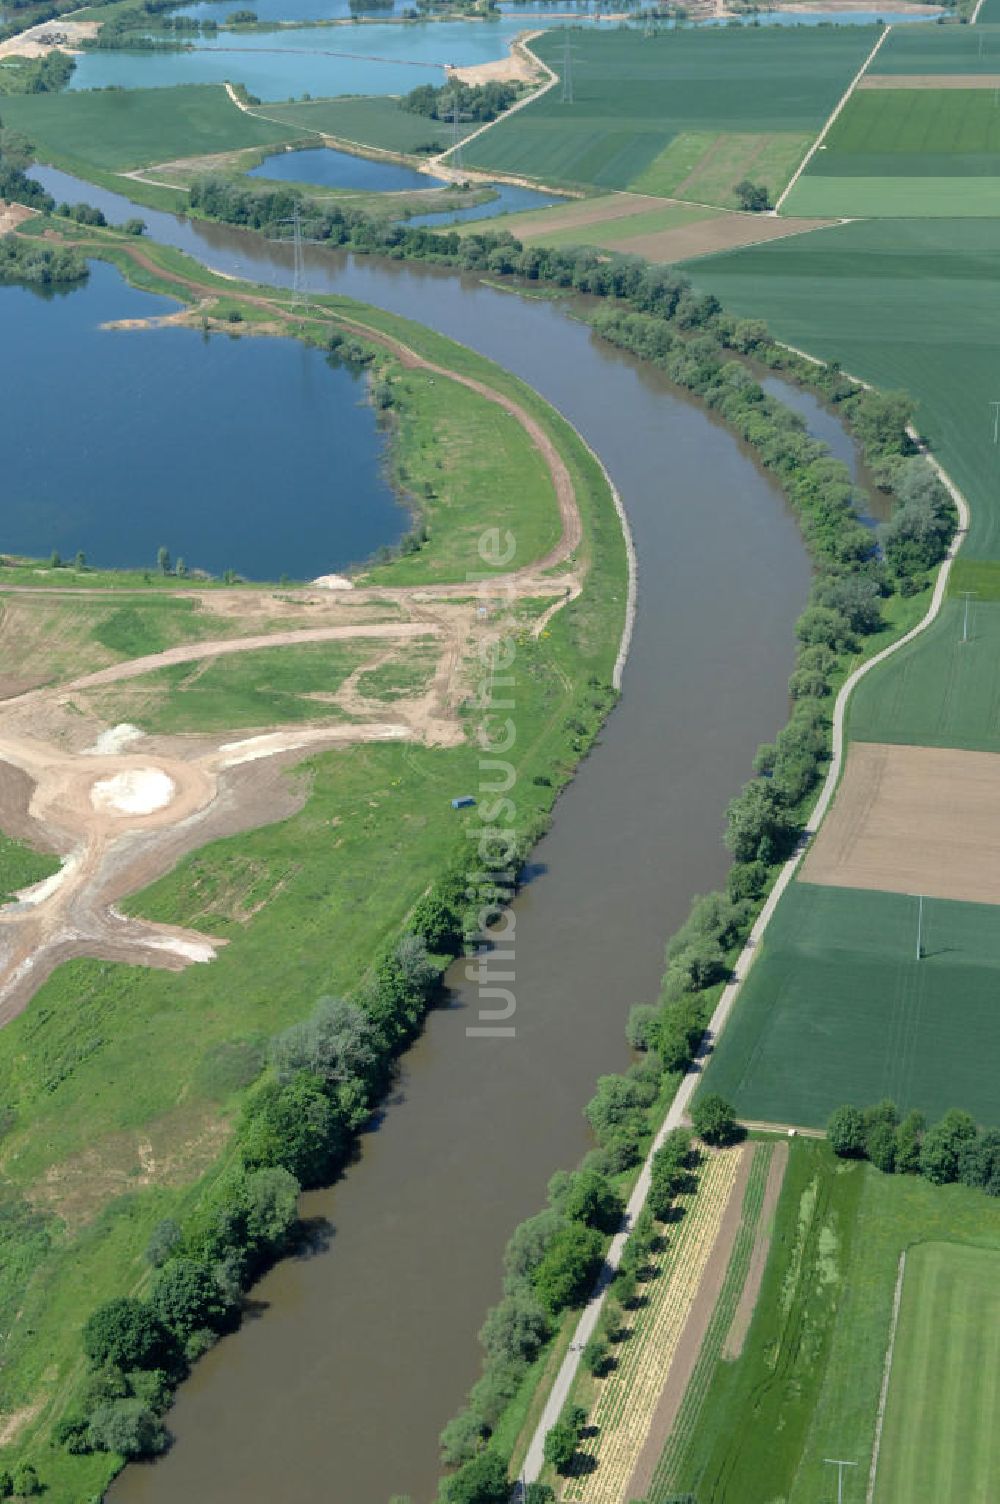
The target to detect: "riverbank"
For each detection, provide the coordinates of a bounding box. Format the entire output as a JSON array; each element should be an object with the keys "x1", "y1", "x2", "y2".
[{"x1": 0, "y1": 220, "x2": 631, "y2": 1501}]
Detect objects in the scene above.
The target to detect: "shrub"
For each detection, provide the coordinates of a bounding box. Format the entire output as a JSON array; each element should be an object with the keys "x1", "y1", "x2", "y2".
[
  {"x1": 145, "y1": 1217, "x2": 182, "y2": 1268},
  {"x1": 438, "y1": 1449, "x2": 509, "y2": 1504},
  {"x1": 691, "y1": 1094, "x2": 739, "y2": 1146},
  {"x1": 827, "y1": 1104, "x2": 867, "y2": 1158},
  {"x1": 626, "y1": 1002, "x2": 659, "y2": 1052},
  {"x1": 478, "y1": 1290, "x2": 550, "y2": 1367},
  {"x1": 150, "y1": 1257, "x2": 235, "y2": 1339},
  {"x1": 239, "y1": 1071, "x2": 347, "y2": 1188},
  {"x1": 895, "y1": 1110, "x2": 925, "y2": 1174},
  {"x1": 82, "y1": 1298, "x2": 175, "y2": 1374},
  {"x1": 87, "y1": 1400, "x2": 168, "y2": 1458},
  {"x1": 532, "y1": 1222, "x2": 604, "y2": 1313},
  {"x1": 920, "y1": 1109, "x2": 978, "y2": 1184},
  {"x1": 439, "y1": 1407, "x2": 486, "y2": 1466}
]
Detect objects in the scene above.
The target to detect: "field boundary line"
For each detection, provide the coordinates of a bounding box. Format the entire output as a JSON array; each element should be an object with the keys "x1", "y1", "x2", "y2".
[
  {"x1": 432, "y1": 30, "x2": 559, "y2": 173},
  {"x1": 774, "y1": 24, "x2": 891, "y2": 214},
  {"x1": 867, "y1": 1248, "x2": 907, "y2": 1503},
  {"x1": 521, "y1": 383, "x2": 970, "y2": 1491}
]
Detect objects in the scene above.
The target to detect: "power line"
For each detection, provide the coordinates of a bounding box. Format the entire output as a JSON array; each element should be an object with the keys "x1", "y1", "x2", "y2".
[
  {"x1": 824, "y1": 1458, "x2": 858, "y2": 1504},
  {"x1": 560, "y1": 36, "x2": 579, "y2": 104}
]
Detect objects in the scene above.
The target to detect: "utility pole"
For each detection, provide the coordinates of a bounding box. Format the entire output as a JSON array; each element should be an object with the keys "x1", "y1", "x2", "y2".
[
  {"x1": 452, "y1": 94, "x2": 463, "y2": 170},
  {"x1": 916, "y1": 895, "x2": 923, "y2": 961},
  {"x1": 824, "y1": 1458, "x2": 858, "y2": 1504},
  {"x1": 561, "y1": 36, "x2": 577, "y2": 104},
  {"x1": 960, "y1": 590, "x2": 977, "y2": 643}
]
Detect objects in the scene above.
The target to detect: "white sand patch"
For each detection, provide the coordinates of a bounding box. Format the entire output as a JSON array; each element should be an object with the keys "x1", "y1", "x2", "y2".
[
  {"x1": 83, "y1": 723, "x2": 144, "y2": 757},
  {"x1": 144, "y1": 935, "x2": 217, "y2": 963},
  {"x1": 218, "y1": 724, "x2": 410, "y2": 768},
  {"x1": 311, "y1": 574, "x2": 354, "y2": 591},
  {"x1": 11, "y1": 850, "x2": 82, "y2": 908},
  {"x1": 92, "y1": 768, "x2": 176, "y2": 816}
]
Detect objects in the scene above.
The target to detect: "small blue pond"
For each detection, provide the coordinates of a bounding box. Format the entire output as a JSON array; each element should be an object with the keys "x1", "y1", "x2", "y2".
[
  {"x1": 250, "y1": 145, "x2": 446, "y2": 191},
  {"x1": 404, "y1": 182, "x2": 563, "y2": 227}
]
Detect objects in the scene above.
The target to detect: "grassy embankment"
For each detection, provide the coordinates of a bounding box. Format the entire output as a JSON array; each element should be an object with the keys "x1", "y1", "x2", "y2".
[
  {"x1": 0, "y1": 228, "x2": 628, "y2": 1500},
  {"x1": 0, "y1": 84, "x2": 491, "y2": 218},
  {"x1": 647, "y1": 1138, "x2": 1000, "y2": 1504}
]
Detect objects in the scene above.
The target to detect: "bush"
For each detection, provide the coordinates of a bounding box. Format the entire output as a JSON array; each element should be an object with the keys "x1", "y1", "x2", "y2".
[
  {"x1": 532, "y1": 1222, "x2": 604, "y2": 1313},
  {"x1": 958, "y1": 1128, "x2": 1000, "y2": 1196},
  {"x1": 145, "y1": 1217, "x2": 182, "y2": 1267},
  {"x1": 238, "y1": 1071, "x2": 348, "y2": 1188},
  {"x1": 439, "y1": 1407, "x2": 486, "y2": 1466},
  {"x1": 87, "y1": 1400, "x2": 168, "y2": 1459},
  {"x1": 895, "y1": 1110, "x2": 924, "y2": 1174},
  {"x1": 920, "y1": 1109, "x2": 977, "y2": 1184},
  {"x1": 585, "y1": 1074, "x2": 648, "y2": 1144},
  {"x1": 626, "y1": 1002, "x2": 659, "y2": 1052},
  {"x1": 150, "y1": 1257, "x2": 235, "y2": 1339},
  {"x1": 478, "y1": 1290, "x2": 550, "y2": 1367},
  {"x1": 581, "y1": 1331, "x2": 612, "y2": 1377},
  {"x1": 82, "y1": 1298, "x2": 175, "y2": 1374},
  {"x1": 827, "y1": 1104, "x2": 867, "y2": 1158},
  {"x1": 438, "y1": 1449, "x2": 509, "y2": 1504},
  {"x1": 691, "y1": 1094, "x2": 739, "y2": 1146},
  {"x1": 556, "y1": 1168, "x2": 623, "y2": 1233},
  {"x1": 10, "y1": 1465, "x2": 40, "y2": 1498}
]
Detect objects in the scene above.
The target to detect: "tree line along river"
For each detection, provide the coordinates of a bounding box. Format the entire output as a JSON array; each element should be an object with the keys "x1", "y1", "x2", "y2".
[{"x1": 25, "y1": 165, "x2": 821, "y2": 1503}]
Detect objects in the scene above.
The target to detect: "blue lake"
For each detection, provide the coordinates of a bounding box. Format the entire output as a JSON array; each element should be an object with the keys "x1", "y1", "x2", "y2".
[
  {"x1": 1, "y1": 259, "x2": 406, "y2": 578},
  {"x1": 69, "y1": 17, "x2": 540, "y2": 95},
  {"x1": 250, "y1": 143, "x2": 446, "y2": 189}
]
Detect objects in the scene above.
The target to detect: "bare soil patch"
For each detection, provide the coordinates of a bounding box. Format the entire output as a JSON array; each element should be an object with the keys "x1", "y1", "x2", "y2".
[
  {"x1": 723, "y1": 1139, "x2": 789, "y2": 1360},
  {"x1": 0, "y1": 200, "x2": 35, "y2": 235},
  {"x1": 624, "y1": 1144, "x2": 754, "y2": 1504},
  {"x1": 609, "y1": 211, "x2": 831, "y2": 264},
  {"x1": 510, "y1": 192, "x2": 673, "y2": 240},
  {"x1": 859, "y1": 73, "x2": 1000, "y2": 89},
  {"x1": 0, "y1": 18, "x2": 97, "y2": 57},
  {"x1": 801, "y1": 740, "x2": 1000, "y2": 905}
]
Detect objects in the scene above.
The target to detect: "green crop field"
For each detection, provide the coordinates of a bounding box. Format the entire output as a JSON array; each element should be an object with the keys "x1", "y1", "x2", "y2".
[
  {"x1": 465, "y1": 28, "x2": 876, "y2": 192},
  {"x1": 683, "y1": 217, "x2": 1000, "y2": 557},
  {"x1": 256, "y1": 93, "x2": 475, "y2": 154},
  {"x1": 661, "y1": 1142, "x2": 1000, "y2": 1504},
  {"x1": 875, "y1": 1241, "x2": 1000, "y2": 1503},
  {"x1": 870, "y1": 22, "x2": 1000, "y2": 73},
  {"x1": 700, "y1": 881, "x2": 1000, "y2": 1127},
  {"x1": 848, "y1": 599, "x2": 1000, "y2": 751},
  {"x1": 784, "y1": 88, "x2": 1000, "y2": 216},
  {"x1": 0, "y1": 85, "x2": 301, "y2": 173},
  {"x1": 977, "y1": 0, "x2": 1000, "y2": 20}
]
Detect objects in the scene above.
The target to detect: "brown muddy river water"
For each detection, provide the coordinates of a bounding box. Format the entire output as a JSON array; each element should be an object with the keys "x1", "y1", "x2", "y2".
[{"x1": 29, "y1": 170, "x2": 820, "y2": 1504}]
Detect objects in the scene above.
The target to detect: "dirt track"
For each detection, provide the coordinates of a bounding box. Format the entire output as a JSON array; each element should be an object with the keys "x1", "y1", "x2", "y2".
[
  {"x1": 0, "y1": 265, "x2": 589, "y2": 1022},
  {"x1": 800, "y1": 740, "x2": 1000, "y2": 906}
]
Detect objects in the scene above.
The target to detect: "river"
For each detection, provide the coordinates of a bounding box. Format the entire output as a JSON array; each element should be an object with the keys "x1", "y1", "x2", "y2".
[{"x1": 28, "y1": 168, "x2": 816, "y2": 1502}]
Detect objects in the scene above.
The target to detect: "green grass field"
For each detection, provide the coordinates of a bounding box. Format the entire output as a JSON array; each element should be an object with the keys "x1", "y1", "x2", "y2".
[
  {"x1": 465, "y1": 28, "x2": 876, "y2": 192},
  {"x1": 0, "y1": 835, "x2": 59, "y2": 907},
  {"x1": 785, "y1": 88, "x2": 1000, "y2": 216},
  {"x1": 474, "y1": 198, "x2": 718, "y2": 251},
  {"x1": 0, "y1": 85, "x2": 301, "y2": 172},
  {"x1": 662, "y1": 1141, "x2": 1000, "y2": 1504},
  {"x1": 871, "y1": 22, "x2": 1000, "y2": 73},
  {"x1": 630, "y1": 129, "x2": 812, "y2": 207},
  {"x1": 848, "y1": 599, "x2": 1000, "y2": 751},
  {"x1": 683, "y1": 217, "x2": 1000, "y2": 557},
  {"x1": 875, "y1": 1241, "x2": 1000, "y2": 1503},
  {"x1": 256, "y1": 94, "x2": 474, "y2": 154},
  {"x1": 700, "y1": 881, "x2": 1000, "y2": 1127},
  {"x1": 977, "y1": 0, "x2": 1000, "y2": 20}
]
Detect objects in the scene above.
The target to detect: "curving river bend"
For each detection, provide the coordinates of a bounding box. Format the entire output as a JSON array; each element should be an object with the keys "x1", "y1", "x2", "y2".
[{"x1": 29, "y1": 168, "x2": 814, "y2": 1502}]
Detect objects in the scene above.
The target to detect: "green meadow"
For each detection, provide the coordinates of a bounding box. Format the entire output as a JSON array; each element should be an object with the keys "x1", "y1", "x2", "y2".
[
  {"x1": 684, "y1": 217, "x2": 1000, "y2": 556},
  {"x1": 870, "y1": 22, "x2": 1000, "y2": 73},
  {"x1": 875, "y1": 1241, "x2": 1000, "y2": 1504},
  {"x1": 785, "y1": 87, "x2": 1000, "y2": 215},
  {"x1": 699, "y1": 881, "x2": 1000, "y2": 1127},
  {"x1": 848, "y1": 599, "x2": 1000, "y2": 752},
  {"x1": 0, "y1": 85, "x2": 301, "y2": 173},
  {"x1": 465, "y1": 28, "x2": 876, "y2": 191},
  {"x1": 658, "y1": 1141, "x2": 1000, "y2": 1504}
]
